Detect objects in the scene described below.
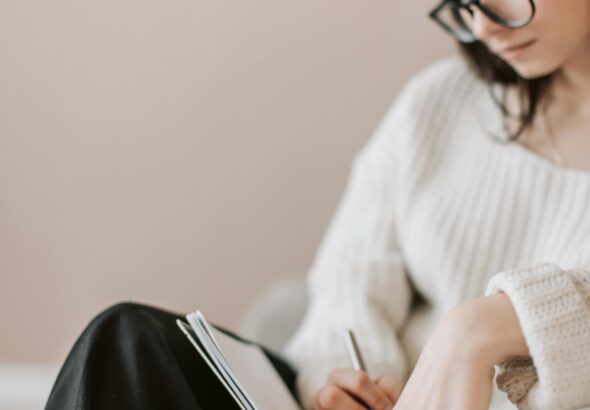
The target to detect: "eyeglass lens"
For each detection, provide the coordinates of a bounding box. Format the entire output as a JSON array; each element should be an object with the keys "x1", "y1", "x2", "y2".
[{"x1": 437, "y1": 0, "x2": 534, "y2": 42}]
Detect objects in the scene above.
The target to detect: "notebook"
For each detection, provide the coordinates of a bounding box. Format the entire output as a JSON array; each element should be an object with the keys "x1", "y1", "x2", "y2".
[{"x1": 176, "y1": 310, "x2": 302, "y2": 410}]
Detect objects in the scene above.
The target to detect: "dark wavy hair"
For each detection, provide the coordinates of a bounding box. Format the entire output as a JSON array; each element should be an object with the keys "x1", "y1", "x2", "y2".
[{"x1": 457, "y1": 41, "x2": 555, "y2": 141}]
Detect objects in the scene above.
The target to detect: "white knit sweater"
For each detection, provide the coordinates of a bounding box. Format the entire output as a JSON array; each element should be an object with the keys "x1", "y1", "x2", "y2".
[{"x1": 281, "y1": 55, "x2": 590, "y2": 410}]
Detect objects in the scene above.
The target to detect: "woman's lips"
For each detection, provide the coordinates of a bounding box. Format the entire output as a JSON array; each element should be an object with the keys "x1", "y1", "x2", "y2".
[{"x1": 498, "y1": 39, "x2": 537, "y2": 59}]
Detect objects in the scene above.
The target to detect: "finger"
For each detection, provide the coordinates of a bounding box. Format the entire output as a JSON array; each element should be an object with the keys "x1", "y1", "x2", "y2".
[
  {"x1": 315, "y1": 385, "x2": 367, "y2": 410},
  {"x1": 327, "y1": 368, "x2": 393, "y2": 410},
  {"x1": 375, "y1": 374, "x2": 404, "y2": 403}
]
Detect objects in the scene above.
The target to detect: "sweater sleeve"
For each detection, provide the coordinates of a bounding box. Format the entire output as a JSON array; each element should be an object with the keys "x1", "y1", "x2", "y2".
[
  {"x1": 280, "y1": 78, "x2": 421, "y2": 410},
  {"x1": 484, "y1": 262, "x2": 590, "y2": 410}
]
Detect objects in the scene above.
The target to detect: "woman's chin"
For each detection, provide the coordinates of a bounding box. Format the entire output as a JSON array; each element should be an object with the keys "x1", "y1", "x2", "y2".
[{"x1": 508, "y1": 60, "x2": 560, "y2": 80}]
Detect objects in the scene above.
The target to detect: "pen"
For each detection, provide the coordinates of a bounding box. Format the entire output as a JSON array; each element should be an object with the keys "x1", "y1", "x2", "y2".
[
  {"x1": 345, "y1": 330, "x2": 392, "y2": 410},
  {"x1": 343, "y1": 328, "x2": 368, "y2": 374}
]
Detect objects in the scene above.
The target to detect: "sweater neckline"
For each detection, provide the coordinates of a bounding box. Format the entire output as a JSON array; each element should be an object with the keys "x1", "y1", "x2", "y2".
[
  {"x1": 480, "y1": 82, "x2": 590, "y2": 178},
  {"x1": 509, "y1": 138, "x2": 590, "y2": 178}
]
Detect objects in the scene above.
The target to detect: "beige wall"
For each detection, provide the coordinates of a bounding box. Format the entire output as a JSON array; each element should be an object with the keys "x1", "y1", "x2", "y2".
[{"x1": 0, "y1": 0, "x2": 455, "y2": 365}]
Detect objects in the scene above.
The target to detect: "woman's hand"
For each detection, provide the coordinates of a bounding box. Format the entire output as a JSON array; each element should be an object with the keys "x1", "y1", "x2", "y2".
[
  {"x1": 393, "y1": 293, "x2": 530, "y2": 410},
  {"x1": 314, "y1": 368, "x2": 404, "y2": 410}
]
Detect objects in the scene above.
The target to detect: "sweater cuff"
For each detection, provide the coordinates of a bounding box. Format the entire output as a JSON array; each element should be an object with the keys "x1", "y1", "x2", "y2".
[{"x1": 484, "y1": 262, "x2": 590, "y2": 410}]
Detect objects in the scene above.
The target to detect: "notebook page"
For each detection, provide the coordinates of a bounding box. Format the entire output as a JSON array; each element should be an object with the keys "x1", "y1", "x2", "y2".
[
  {"x1": 186, "y1": 313, "x2": 256, "y2": 410},
  {"x1": 191, "y1": 313, "x2": 260, "y2": 409},
  {"x1": 209, "y1": 326, "x2": 301, "y2": 410},
  {"x1": 196, "y1": 311, "x2": 220, "y2": 351},
  {"x1": 176, "y1": 320, "x2": 248, "y2": 410}
]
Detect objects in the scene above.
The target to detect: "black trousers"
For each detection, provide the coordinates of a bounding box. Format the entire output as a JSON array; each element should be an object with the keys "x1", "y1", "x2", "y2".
[{"x1": 46, "y1": 302, "x2": 301, "y2": 410}]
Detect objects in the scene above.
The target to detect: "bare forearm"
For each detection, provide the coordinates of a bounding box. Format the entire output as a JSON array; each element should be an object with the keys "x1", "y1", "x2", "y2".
[
  {"x1": 448, "y1": 292, "x2": 531, "y2": 368},
  {"x1": 393, "y1": 293, "x2": 523, "y2": 409}
]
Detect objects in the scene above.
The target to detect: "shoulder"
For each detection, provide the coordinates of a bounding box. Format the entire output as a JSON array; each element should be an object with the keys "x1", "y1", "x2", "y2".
[
  {"x1": 355, "y1": 55, "x2": 484, "y2": 166},
  {"x1": 373, "y1": 55, "x2": 480, "y2": 140},
  {"x1": 355, "y1": 55, "x2": 484, "y2": 169},
  {"x1": 394, "y1": 54, "x2": 480, "y2": 113},
  {"x1": 412, "y1": 54, "x2": 474, "y2": 84}
]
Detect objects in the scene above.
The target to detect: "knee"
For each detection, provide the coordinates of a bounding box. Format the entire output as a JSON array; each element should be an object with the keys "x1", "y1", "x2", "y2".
[
  {"x1": 83, "y1": 301, "x2": 179, "y2": 343},
  {"x1": 100, "y1": 301, "x2": 144, "y2": 318},
  {"x1": 88, "y1": 302, "x2": 151, "y2": 334}
]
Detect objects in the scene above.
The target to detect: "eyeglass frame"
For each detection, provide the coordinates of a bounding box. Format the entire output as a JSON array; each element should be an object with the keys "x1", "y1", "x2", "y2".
[{"x1": 429, "y1": 0, "x2": 537, "y2": 43}]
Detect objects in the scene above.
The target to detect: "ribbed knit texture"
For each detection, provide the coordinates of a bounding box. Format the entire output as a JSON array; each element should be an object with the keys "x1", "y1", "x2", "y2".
[{"x1": 281, "y1": 55, "x2": 590, "y2": 410}]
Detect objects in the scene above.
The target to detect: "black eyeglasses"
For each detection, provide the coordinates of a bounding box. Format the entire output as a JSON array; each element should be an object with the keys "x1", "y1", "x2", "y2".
[{"x1": 429, "y1": 0, "x2": 536, "y2": 43}]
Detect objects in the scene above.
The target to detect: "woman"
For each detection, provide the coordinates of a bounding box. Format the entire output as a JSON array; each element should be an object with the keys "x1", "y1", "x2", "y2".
[{"x1": 47, "y1": 0, "x2": 590, "y2": 409}]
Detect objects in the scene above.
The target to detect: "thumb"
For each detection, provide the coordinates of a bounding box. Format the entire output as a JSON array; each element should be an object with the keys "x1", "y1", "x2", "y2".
[{"x1": 375, "y1": 374, "x2": 405, "y2": 404}]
